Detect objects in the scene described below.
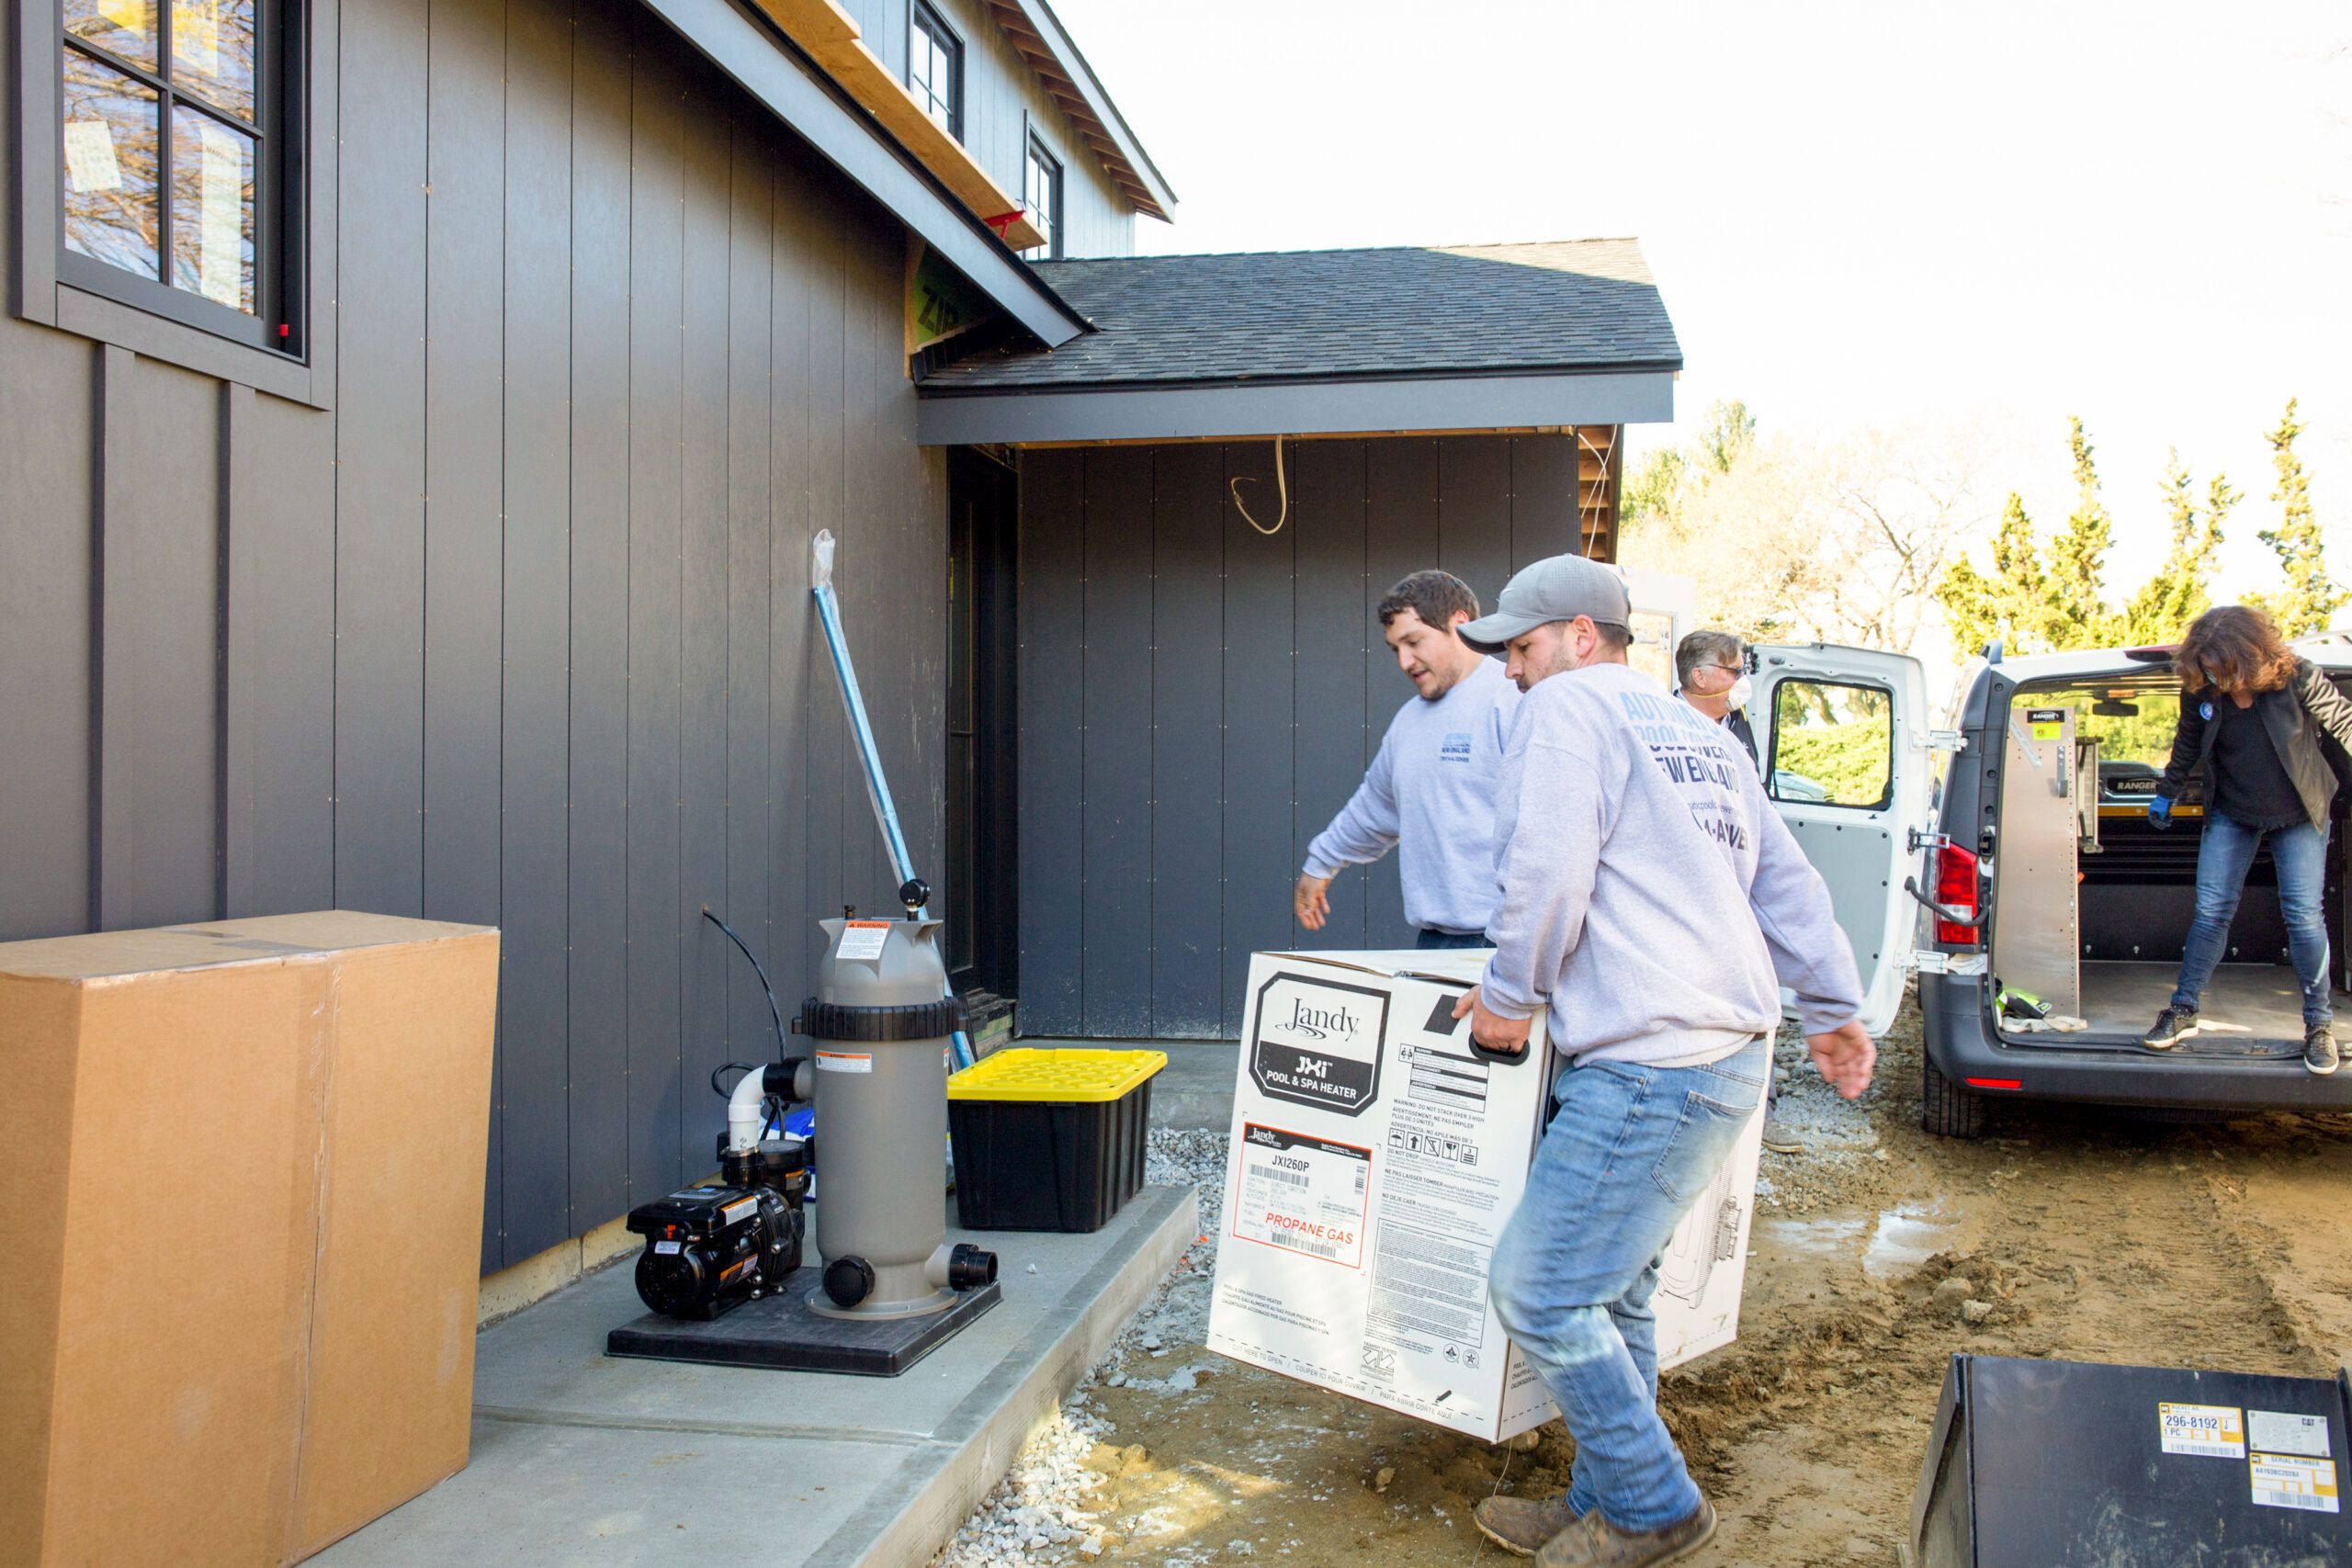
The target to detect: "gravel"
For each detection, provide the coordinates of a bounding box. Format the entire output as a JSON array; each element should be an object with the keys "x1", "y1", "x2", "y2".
[{"x1": 932, "y1": 1128, "x2": 1228, "y2": 1568}]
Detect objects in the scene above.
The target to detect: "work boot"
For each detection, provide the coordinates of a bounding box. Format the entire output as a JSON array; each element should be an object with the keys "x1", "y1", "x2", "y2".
[
  {"x1": 1533, "y1": 1498, "x2": 1716, "y2": 1568},
  {"x1": 2142, "y1": 1006, "x2": 2199, "y2": 1049},
  {"x1": 1474, "y1": 1490, "x2": 1583, "y2": 1556},
  {"x1": 2306, "y1": 1023, "x2": 2339, "y2": 1077}
]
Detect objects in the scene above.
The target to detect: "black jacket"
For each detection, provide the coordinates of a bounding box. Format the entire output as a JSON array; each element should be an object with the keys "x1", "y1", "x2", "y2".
[{"x1": 2160, "y1": 659, "x2": 2352, "y2": 831}]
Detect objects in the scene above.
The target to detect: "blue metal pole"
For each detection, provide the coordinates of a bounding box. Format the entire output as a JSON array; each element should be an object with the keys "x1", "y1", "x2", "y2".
[{"x1": 811, "y1": 532, "x2": 975, "y2": 1070}]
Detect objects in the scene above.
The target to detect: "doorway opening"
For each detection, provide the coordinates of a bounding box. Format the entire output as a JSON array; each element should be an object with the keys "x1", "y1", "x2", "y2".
[{"x1": 945, "y1": 446, "x2": 1019, "y2": 1002}]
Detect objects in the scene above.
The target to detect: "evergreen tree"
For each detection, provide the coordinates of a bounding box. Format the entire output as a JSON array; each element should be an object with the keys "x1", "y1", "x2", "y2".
[
  {"x1": 1619, "y1": 446, "x2": 1686, "y2": 528},
  {"x1": 2046, "y1": 417, "x2": 2119, "y2": 649},
  {"x1": 2248, "y1": 398, "x2": 2343, "y2": 636},
  {"x1": 2120, "y1": 450, "x2": 2232, "y2": 645},
  {"x1": 1939, "y1": 492, "x2": 2054, "y2": 655},
  {"x1": 1696, "y1": 399, "x2": 1757, "y2": 474}
]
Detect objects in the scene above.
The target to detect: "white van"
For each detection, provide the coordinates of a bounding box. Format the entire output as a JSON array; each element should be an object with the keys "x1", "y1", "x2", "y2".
[{"x1": 1748, "y1": 639, "x2": 2352, "y2": 1138}]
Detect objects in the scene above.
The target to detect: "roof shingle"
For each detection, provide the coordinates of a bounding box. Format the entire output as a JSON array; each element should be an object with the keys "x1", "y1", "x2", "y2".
[{"x1": 920, "y1": 238, "x2": 1682, "y2": 393}]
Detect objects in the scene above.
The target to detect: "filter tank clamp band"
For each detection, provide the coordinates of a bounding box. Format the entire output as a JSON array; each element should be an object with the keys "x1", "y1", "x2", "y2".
[{"x1": 795, "y1": 995, "x2": 969, "y2": 1043}]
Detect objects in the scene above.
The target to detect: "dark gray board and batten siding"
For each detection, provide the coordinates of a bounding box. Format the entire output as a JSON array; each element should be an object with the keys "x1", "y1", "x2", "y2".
[
  {"x1": 0, "y1": 0, "x2": 946, "y2": 1271},
  {"x1": 1015, "y1": 435, "x2": 1591, "y2": 1040}
]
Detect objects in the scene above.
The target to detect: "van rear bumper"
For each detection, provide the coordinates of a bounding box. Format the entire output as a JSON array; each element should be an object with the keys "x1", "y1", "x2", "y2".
[{"x1": 1919, "y1": 973, "x2": 2352, "y2": 1112}]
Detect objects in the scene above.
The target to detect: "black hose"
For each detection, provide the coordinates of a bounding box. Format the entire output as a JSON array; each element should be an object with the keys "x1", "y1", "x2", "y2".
[
  {"x1": 701, "y1": 906, "x2": 792, "y2": 1066},
  {"x1": 711, "y1": 1060, "x2": 760, "y2": 1100}
]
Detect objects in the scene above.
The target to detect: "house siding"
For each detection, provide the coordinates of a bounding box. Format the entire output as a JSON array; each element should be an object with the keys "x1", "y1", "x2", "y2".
[
  {"x1": 1014, "y1": 436, "x2": 1592, "y2": 1040},
  {"x1": 0, "y1": 0, "x2": 946, "y2": 1271}
]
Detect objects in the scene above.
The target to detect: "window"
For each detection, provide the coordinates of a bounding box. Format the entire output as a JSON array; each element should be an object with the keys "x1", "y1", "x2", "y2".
[
  {"x1": 907, "y1": 0, "x2": 960, "y2": 140},
  {"x1": 53, "y1": 0, "x2": 297, "y2": 351},
  {"x1": 1023, "y1": 131, "x2": 1060, "y2": 258},
  {"x1": 1768, "y1": 680, "x2": 1894, "y2": 810}
]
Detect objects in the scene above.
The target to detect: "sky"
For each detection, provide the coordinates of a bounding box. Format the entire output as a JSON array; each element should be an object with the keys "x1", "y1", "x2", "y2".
[{"x1": 1049, "y1": 0, "x2": 2351, "y2": 603}]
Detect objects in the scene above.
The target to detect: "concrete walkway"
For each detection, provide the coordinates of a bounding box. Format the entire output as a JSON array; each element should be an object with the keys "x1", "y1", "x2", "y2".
[{"x1": 314, "y1": 1186, "x2": 1197, "y2": 1568}]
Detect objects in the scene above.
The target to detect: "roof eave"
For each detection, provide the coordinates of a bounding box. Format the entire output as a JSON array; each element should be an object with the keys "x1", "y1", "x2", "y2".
[
  {"x1": 913, "y1": 367, "x2": 1678, "y2": 446},
  {"x1": 984, "y1": 0, "x2": 1177, "y2": 219}
]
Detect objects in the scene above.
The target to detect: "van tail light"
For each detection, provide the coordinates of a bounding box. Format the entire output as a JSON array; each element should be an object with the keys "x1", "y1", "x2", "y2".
[{"x1": 1934, "y1": 842, "x2": 1982, "y2": 946}]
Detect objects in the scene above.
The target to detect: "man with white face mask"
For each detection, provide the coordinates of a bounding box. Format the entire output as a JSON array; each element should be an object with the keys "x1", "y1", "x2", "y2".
[
  {"x1": 1446, "y1": 553, "x2": 1871, "y2": 1568},
  {"x1": 1674, "y1": 629, "x2": 1758, "y2": 772}
]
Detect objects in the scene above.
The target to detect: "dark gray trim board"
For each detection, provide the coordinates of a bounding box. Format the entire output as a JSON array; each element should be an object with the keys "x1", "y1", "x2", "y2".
[
  {"x1": 915, "y1": 369, "x2": 1676, "y2": 446},
  {"x1": 636, "y1": 0, "x2": 1085, "y2": 347}
]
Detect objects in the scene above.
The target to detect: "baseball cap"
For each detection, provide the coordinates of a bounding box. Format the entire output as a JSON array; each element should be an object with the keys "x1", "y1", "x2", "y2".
[{"x1": 1457, "y1": 555, "x2": 1634, "y2": 653}]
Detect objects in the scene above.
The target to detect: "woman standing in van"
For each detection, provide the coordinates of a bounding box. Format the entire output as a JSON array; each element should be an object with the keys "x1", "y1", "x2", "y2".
[{"x1": 2143, "y1": 605, "x2": 2352, "y2": 1075}]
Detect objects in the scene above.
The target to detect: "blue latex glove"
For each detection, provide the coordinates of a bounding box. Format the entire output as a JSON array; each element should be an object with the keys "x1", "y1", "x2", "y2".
[{"x1": 2147, "y1": 794, "x2": 2174, "y2": 830}]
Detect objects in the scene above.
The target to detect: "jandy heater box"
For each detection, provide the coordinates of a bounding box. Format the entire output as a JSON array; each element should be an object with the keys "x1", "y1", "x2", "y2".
[{"x1": 1205, "y1": 950, "x2": 1763, "y2": 1442}]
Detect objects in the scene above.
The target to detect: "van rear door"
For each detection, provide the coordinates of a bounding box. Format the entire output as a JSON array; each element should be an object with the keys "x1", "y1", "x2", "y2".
[{"x1": 1747, "y1": 643, "x2": 1934, "y2": 1036}]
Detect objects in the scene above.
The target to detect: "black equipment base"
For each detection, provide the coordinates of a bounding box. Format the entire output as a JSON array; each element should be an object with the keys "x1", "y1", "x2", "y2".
[
  {"x1": 1913, "y1": 1353, "x2": 2352, "y2": 1565},
  {"x1": 604, "y1": 1271, "x2": 1001, "y2": 1377}
]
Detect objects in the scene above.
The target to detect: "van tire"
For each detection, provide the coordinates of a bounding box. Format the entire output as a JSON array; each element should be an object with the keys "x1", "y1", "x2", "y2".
[{"x1": 1921, "y1": 1058, "x2": 1986, "y2": 1139}]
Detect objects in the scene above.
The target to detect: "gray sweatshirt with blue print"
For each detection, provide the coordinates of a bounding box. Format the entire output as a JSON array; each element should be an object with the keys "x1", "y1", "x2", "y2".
[
  {"x1": 1301, "y1": 658, "x2": 1521, "y2": 935},
  {"x1": 1479, "y1": 660, "x2": 1863, "y2": 1066}
]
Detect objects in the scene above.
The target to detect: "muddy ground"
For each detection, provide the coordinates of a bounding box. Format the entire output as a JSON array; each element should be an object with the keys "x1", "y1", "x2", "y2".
[{"x1": 940, "y1": 997, "x2": 2352, "y2": 1567}]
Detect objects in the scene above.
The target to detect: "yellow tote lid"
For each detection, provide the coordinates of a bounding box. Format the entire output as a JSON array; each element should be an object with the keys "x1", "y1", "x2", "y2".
[{"x1": 947, "y1": 1046, "x2": 1167, "y2": 1103}]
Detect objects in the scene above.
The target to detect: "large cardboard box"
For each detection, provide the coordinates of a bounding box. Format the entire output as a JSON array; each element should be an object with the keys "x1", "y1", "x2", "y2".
[
  {"x1": 1205, "y1": 950, "x2": 1762, "y2": 1443},
  {"x1": 0, "y1": 912, "x2": 500, "y2": 1566}
]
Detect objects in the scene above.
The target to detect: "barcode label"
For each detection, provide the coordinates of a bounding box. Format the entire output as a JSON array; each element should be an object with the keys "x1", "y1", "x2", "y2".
[
  {"x1": 1249, "y1": 1163, "x2": 1310, "y2": 1190},
  {"x1": 2250, "y1": 1453, "x2": 2339, "y2": 1513},
  {"x1": 1271, "y1": 1229, "x2": 1342, "y2": 1259}
]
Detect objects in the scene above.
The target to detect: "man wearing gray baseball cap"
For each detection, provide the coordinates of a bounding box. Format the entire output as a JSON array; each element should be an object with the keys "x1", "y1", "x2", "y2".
[{"x1": 1449, "y1": 552, "x2": 1875, "y2": 1567}]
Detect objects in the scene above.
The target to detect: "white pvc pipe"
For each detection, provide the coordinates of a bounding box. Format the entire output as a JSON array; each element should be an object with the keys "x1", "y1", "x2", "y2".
[{"x1": 727, "y1": 1066, "x2": 769, "y2": 1154}]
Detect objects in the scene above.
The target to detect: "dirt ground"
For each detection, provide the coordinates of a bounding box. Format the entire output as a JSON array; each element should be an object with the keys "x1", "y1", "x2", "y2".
[{"x1": 1019, "y1": 999, "x2": 2352, "y2": 1567}]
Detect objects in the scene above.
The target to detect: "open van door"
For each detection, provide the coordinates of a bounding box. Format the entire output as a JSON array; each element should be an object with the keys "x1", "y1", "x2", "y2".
[{"x1": 1748, "y1": 643, "x2": 1934, "y2": 1037}]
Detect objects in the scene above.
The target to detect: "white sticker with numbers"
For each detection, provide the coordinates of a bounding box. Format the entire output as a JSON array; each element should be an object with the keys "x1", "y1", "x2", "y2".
[
  {"x1": 2249, "y1": 1410, "x2": 2333, "y2": 1459},
  {"x1": 2250, "y1": 1452, "x2": 2340, "y2": 1513},
  {"x1": 2158, "y1": 1402, "x2": 2246, "y2": 1459}
]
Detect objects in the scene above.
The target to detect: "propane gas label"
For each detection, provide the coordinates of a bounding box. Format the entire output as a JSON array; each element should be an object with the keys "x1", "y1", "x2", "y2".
[
  {"x1": 837, "y1": 921, "x2": 891, "y2": 961},
  {"x1": 2158, "y1": 1402, "x2": 2247, "y2": 1459},
  {"x1": 816, "y1": 1050, "x2": 873, "y2": 1074},
  {"x1": 1230, "y1": 1122, "x2": 1370, "y2": 1268}
]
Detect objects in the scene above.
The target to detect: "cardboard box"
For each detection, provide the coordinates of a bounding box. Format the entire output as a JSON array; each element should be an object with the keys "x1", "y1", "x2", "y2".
[
  {"x1": 0, "y1": 912, "x2": 500, "y2": 1566},
  {"x1": 1205, "y1": 950, "x2": 1762, "y2": 1443}
]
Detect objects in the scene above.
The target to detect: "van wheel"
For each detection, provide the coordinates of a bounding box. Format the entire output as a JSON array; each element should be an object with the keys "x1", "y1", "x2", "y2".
[{"x1": 1921, "y1": 1059, "x2": 1986, "y2": 1139}]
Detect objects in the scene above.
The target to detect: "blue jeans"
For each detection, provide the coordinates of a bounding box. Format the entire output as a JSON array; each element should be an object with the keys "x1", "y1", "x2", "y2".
[
  {"x1": 2171, "y1": 814, "x2": 2334, "y2": 1028},
  {"x1": 1488, "y1": 1036, "x2": 1770, "y2": 1532},
  {"x1": 1415, "y1": 928, "x2": 1492, "y2": 950}
]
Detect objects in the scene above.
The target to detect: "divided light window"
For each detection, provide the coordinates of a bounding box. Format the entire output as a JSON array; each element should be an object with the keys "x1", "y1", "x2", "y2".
[
  {"x1": 909, "y1": 0, "x2": 961, "y2": 141},
  {"x1": 55, "y1": 0, "x2": 298, "y2": 352},
  {"x1": 1023, "y1": 132, "x2": 1060, "y2": 259}
]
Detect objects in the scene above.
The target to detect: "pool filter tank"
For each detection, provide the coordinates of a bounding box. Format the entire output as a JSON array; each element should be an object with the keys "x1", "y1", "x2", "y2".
[{"x1": 794, "y1": 879, "x2": 996, "y2": 1319}]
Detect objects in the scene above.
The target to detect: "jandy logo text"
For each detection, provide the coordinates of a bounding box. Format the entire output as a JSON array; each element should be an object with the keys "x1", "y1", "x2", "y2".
[
  {"x1": 1250, "y1": 972, "x2": 1390, "y2": 1117},
  {"x1": 1284, "y1": 996, "x2": 1361, "y2": 1043}
]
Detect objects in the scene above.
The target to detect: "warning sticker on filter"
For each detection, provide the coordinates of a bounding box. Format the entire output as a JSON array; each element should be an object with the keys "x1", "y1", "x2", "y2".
[
  {"x1": 2250, "y1": 1452, "x2": 2340, "y2": 1513},
  {"x1": 1233, "y1": 1123, "x2": 1371, "y2": 1269},
  {"x1": 2158, "y1": 1402, "x2": 2246, "y2": 1459},
  {"x1": 836, "y1": 920, "x2": 892, "y2": 962}
]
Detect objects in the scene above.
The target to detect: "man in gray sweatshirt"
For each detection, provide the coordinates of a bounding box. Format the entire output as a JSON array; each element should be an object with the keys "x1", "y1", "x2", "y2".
[
  {"x1": 1448, "y1": 554, "x2": 1874, "y2": 1568},
  {"x1": 1295, "y1": 570, "x2": 1520, "y2": 948}
]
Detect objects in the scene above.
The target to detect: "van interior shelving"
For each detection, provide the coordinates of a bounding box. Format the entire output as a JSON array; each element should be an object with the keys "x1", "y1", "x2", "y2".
[{"x1": 1986, "y1": 669, "x2": 2352, "y2": 1055}]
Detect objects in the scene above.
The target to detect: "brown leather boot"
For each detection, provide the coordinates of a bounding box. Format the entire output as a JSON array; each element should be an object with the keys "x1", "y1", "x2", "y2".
[
  {"x1": 1533, "y1": 1497, "x2": 1716, "y2": 1567},
  {"x1": 1473, "y1": 1491, "x2": 1584, "y2": 1557}
]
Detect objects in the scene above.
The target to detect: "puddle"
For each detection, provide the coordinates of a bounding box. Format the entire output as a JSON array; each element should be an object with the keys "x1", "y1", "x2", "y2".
[
  {"x1": 1862, "y1": 1205, "x2": 1968, "y2": 1279},
  {"x1": 1753, "y1": 1205, "x2": 1973, "y2": 1280}
]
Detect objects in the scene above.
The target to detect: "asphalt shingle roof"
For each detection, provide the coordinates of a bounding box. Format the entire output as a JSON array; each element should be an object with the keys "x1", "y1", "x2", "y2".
[{"x1": 919, "y1": 238, "x2": 1682, "y2": 392}]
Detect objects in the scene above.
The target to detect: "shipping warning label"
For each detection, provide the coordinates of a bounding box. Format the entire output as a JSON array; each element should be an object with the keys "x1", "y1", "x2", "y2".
[
  {"x1": 1405, "y1": 1045, "x2": 1490, "y2": 1114},
  {"x1": 2158, "y1": 1402, "x2": 2246, "y2": 1459},
  {"x1": 1232, "y1": 1122, "x2": 1371, "y2": 1267},
  {"x1": 1250, "y1": 973, "x2": 1390, "y2": 1116}
]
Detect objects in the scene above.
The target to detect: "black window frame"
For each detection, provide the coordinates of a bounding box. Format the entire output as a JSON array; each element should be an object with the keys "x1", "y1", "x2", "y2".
[
  {"x1": 1023, "y1": 126, "x2": 1060, "y2": 259},
  {"x1": 16, "y1": 0, "x2": 329, "y2": 403},
  {"x1": 1766, "y1": 677, "x2": 1897, "y2": 813},
  {"x1": 905, "y1": 0, "x2": 961, "y2": 141}
]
